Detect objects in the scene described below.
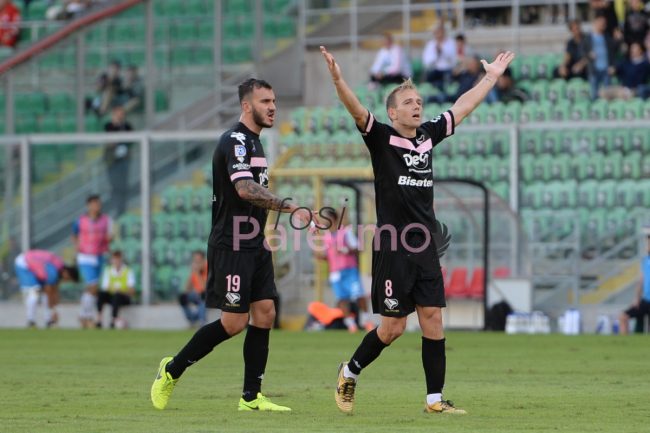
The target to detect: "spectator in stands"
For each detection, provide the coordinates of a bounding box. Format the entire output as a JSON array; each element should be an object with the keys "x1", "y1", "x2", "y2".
[
  {"x1": 601, "y1": 41, "x2": 650, "y2": 99},
  {"x1": 452, "y1": 56, "x2": 484, "y2": 100},
  {"x1": 73, "y1": 194, "x2": 113, "y2": 329},
  {"x1": 586, "y1": 14, "x2": 620, "y2": 100},
  {"x1": 619, "y1": 233, "x2": 650, "y2": 334},
  {"x1": 489, "y1": 67, "x2": 529, "y2": 103},
  {"x1": 178, "y1": 250, "x2": 208, "y2": 328},
  {"x1": 590, "y1": 0, "x2": 619, "y2": 38},
  {"x1": 623, "y1": 0, "x2": 649, "y2": 48},
  {"x1": 555, "y1": 19, "x2": 590, "y2": 80},
  {"x1": 104, "y1": 106, "x2": 133, "y2": 217},
  {"x1": 453, "y1": 33, "x2": 474, "y2": 72},
  {"x1": 0, "y1": 0, "x2": 21, "y2": 49},
  {"x1": 14, "y1": 249, "x2": 79, "y2": 328},
  {"x1": 314, "y1": 208, "x2": 373, "y2": 333},
  {"x1": 422, "y1": 24, "x2": 457, "y2": 92},
  {"x1": 96, "y1": 250, "x2": 135, "y2": 329},
  {"x1": 89, "y1": 60, "x2": 123, "y2": 116},
  {"x1": 121, "y1": 64, "x2": 144, "y2": 114},
  {"x1": 46, "y1": 0, "x2": 93, "y2": 20},
  {"x1": 369, "y1": 32, "x2": 411, "y2": 87}
]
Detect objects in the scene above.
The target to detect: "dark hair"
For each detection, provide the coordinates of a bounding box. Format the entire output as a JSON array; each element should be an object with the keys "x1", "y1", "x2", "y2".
[
  {"x1": 86, "y1": 194, "x2": 100, "y2": 203},
  {"x1": 62, "y1": 265, "x2": 80, "y2": 283},
  {"x1": 192, "y1": 250, "x2": 206, "y2": 258},
  {"x1": 110, "y1": 59, "x2": 122, "y2": 68},
  {"x1": 455, "y1": 33, "x2": 465, "y2": 42},
  {"x1": 238, "y1": 78, "x2": 272, "y2": 102},
  {"x1": 567, "y1": 19, "x2": 580, "y2": 30},
  {"x1": 111, "y1": 250, "x2": 123, "y2": 258}
]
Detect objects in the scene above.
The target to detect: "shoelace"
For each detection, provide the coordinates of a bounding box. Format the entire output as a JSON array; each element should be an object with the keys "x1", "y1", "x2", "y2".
[
  {"x1": 440, "y1": 400, "x2": 455, "y2": 408},
  {"x1": 341, "y1": 379, "x2": 356, "y2": 402}
]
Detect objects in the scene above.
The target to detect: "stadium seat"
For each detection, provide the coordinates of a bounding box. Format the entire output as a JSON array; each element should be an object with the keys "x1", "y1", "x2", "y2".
[
  {"x1": 467, "y1": 268, "x2": 485, "y2": 298},
  {"x1": 446, "y1": 268, "x2": 468, "y2": 298},
  {"x1": 493, "y1": 267, "x2": 511, "y2": 278}
]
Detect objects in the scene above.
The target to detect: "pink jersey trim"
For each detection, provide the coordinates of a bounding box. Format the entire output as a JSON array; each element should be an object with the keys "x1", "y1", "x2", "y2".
[{"x1": 230, "y1": 171, "x2": 253, "y2": 181}]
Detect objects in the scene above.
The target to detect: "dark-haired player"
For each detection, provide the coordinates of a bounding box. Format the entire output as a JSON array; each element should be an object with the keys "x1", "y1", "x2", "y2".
[
  {"x1": 321, "y1": 45, "x2": 514, "y2": 414},
  {"x1": 151, "y1": 78, "x2": 316, "y2": 412}
]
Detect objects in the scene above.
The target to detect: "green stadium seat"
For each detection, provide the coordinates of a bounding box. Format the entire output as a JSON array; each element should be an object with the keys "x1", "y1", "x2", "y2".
[
  {"x1": 501, "y1": 101, "x2": 520, "y2": 124},
  {"x1": 629, "y1": 128, "x2": 649, "y2": 153},
  {"x1": 40, "y1": 116, "x2": 60, "y2": 133},
  {"x1": 596, "y1": 180, "x2": 616, "y2": 208},
  {"x1": 550, "y1": 100, "x2": 570, "y2": 121},
  {"x1": 549, "y1": 157, "x2": 570, "y2": 180},
  {"x1": 601, "y1": 152, "x2": 622, "y2": 179},
  {"x1": 589, "y1": 99, "x2": 608, "y2": 120},
  {"x1": 172, "y1": 23, "x2": 197, "y2": 41},
  {"x1": 569, "y1": 100, "x2": 589, "y2": 121},
  {"x1": 566, "y1": 78, "x2": 590, "y2": 103},
  {"x1": 577, "y1": 181, "x2": 598, "y2": 207},
  {"x1": 621, "y1": 153, "x2": 641, "y2": 179},
  {"x1": 615, "y1": 180, "x2": 637, "y2": 208},
  {"x1": 547, "y1": 79, "x2": 566, "y2": 103},
  {"x1": 529, "y1": 81, "x2": 548, "y2": 102}
]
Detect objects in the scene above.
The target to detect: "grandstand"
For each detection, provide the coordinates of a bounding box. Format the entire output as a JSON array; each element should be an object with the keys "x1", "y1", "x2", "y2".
[{"x1": 1, "y1": 0, "x2": 649, "y2": 332}]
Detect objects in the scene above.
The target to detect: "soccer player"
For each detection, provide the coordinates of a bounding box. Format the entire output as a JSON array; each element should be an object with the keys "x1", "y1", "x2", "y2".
[
  {"x1": 320, "y1": 45, "x2": 514, "y2": 414},
  {"x1": 151, "y1": 78, "x2": 317, "y2": 412},
  {"x1": 14, "y1": 249, "x2": 79, "y2": 327},
  {"x1": 72, "y1": 195, "x2": 113, "y2": 328},
  {"x1": 315, "y1": 208, "x2": 373, "y2": 332}
]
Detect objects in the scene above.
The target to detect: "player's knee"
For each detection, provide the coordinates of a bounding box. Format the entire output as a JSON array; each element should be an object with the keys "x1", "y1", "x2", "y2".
[
  {"x1": 379, "y1": 319, "x2": 406, "y2": 343},
  {"x1": 221, "y1": 315, "x2": 249, "y2": 336}
]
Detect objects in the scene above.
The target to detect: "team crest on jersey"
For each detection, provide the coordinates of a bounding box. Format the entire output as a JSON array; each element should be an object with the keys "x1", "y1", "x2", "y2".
[
  {"x1": 416, "y1": 134, "x2": 425, "y2": 144},
  {"x1": 431, "y1": 115, "x2": 442, "y2": 123},
  {"x1": 226, "y1": 292, "x2": 241, "y2": 305},
  {"x1": 384, "y1": 298, "x2": 399, "y2": 310},
  {"x1": 234, "y1": 144, "x2": 246, "y2": 157}
]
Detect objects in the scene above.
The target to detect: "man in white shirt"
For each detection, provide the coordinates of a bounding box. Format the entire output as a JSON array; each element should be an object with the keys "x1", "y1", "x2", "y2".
[
  {"x1": 422, "y1": 25, "x2": 457, "y2": 91},
  {"x1": 370, "y1": 32, "x2": 412, "y2": 86}
]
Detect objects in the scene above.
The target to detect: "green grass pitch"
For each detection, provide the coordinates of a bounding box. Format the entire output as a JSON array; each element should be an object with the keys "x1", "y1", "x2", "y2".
[{"x1": 1, "y1": 329, "x2": 648, "y2": 432}]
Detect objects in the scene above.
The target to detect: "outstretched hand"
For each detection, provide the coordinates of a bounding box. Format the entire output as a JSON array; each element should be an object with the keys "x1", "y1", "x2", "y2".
[
  {"x1": 480, "y1": 51, "x2": 516, "y2": 80},
  {"x1": 320, "y1": 45, "x2": 342, "y2": 81}
]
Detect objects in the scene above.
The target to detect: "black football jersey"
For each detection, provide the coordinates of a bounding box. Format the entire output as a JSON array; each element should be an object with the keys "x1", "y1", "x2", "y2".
[
  {"x1": 359, "y1": 110, "x2": 455, "y2": 235},
  {"x1": 209, "y1": 122, "x2": 270, "y2": 251}
]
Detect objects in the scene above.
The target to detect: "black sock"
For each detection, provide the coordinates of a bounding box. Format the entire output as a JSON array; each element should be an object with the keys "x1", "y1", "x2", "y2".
[
  {"x1": 166, "y1": 319, "x2": 231, "y2": 379},
  {"x1": 422, "y1": 337, "x2": 446, "y2": 395},
  {"x1": 347, "y1": 328, "x2": 389, "y2": 375},
  {"x1": 242, "y1": 325, "x2": 270, "y2": 402}
]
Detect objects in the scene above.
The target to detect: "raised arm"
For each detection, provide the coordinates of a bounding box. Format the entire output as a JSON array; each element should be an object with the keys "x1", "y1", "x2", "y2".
[
  {"x1": 320, "y1": 46, "x2": 369, "y2": 130},
  {"x1": 450, "y1": 51, "x2": 515, "y2": 126}
]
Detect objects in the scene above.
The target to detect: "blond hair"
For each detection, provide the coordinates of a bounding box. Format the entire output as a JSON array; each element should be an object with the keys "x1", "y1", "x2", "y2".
[{"x1": 385, "y1": 78, "x2": 418, "y2": 112}]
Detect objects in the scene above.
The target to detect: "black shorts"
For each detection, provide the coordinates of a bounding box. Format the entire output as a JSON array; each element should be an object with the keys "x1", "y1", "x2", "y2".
[
  {"x1": 625, "y1": 299, "x2": 650, "y2": 319},
  {"x1": 371, "y1": 235, "x2": 445, "y2": 317},
  {"x1": 205, "y1": 245, "x2": 278, "y2": 313}
]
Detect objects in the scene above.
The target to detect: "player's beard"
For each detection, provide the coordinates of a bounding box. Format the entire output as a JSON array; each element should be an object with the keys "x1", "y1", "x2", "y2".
[{"x1": 252, "y1": 107, "x2": 273, "y2": 128}]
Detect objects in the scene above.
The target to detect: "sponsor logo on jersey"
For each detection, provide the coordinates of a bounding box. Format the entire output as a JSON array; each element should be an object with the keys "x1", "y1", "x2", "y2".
[
  {"x1": 234, "y1": 144, "x2": 247, "y2": 156},
  {"x1": 431, "y1": 114, "x2": 442, "y2": 123},
  {"x1": 384, "y1": 298, "x2": 399, "y2": 310},
  {"x1": 397, "y1": 176, "x2": 433, "y2": 187},
  {"x1": 402, "y1": 152, "x2": 430, "y2": 170},
  {"x1": 232, "y1": 162, "x2": 251, "y2": 170},
  {"x1": 225, "y1": 292, "x2": 241, "y2": 305}
]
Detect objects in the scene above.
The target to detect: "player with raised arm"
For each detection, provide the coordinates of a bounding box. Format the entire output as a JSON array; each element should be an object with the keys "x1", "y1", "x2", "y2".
[
  {"x1": 151, "y1": 78, "x2": 317, "y2": 412},
  {"x1": 320, "y1": 45, "x2": 514, "y2": 414}
]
